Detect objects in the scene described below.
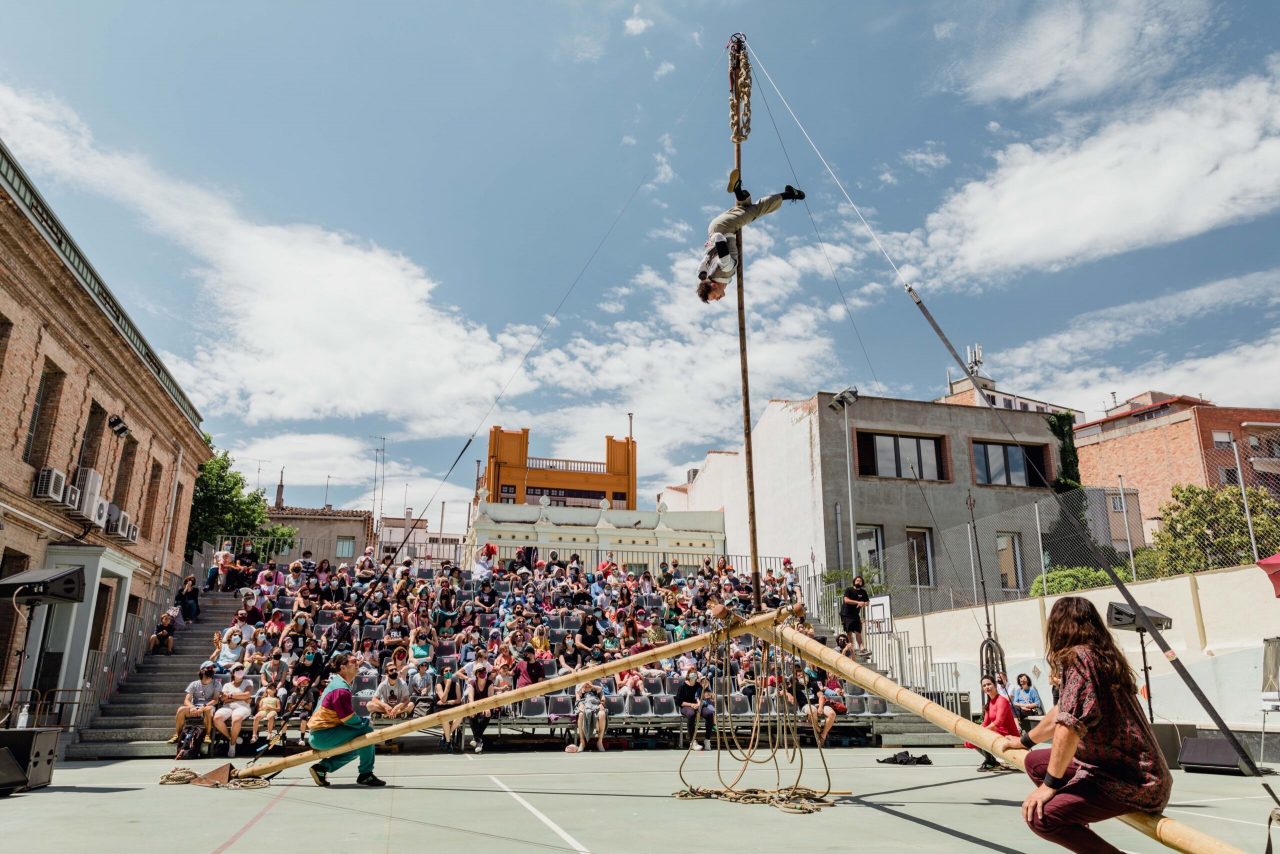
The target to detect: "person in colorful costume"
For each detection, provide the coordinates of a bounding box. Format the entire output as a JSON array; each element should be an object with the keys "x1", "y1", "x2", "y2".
[{"x1": 306, "y1": 652, "x2": 386, "y2": 787}]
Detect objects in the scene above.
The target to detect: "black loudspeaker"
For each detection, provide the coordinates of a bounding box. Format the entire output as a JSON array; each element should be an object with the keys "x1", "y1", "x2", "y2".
[
  {"x1": 1151, "y1": 723, "x2": 1198, "y2": 770},
  {"x1": 0, "y1": 748, "x2": 28, "y2": 797},
  {"x1": 0, "y1": 566, "x2": 85, "y2": 605},
  {"x1": 0, "y1": 728, "x2": 59, "y2": 790},
  {"x1": 1178, "y1": 737, "x2": 1247, "y2": 775}
]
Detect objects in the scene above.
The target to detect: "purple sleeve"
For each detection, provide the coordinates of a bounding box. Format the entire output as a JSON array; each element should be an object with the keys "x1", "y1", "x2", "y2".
[
  {"x1": 1055, "y1": 649, "x2": 1100, "y2": 734},
  {"x1": 320, "y1": 686, "x2": 355, "y2": 720}
]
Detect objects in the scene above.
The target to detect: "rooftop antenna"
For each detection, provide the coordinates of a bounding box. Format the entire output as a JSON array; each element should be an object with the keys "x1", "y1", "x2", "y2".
[
  {"x1": 323, "y1": 475, "x2": 331, "y2": 507},
  {"x1": 240, "y1": 456, "x2": 272, "y2": 491},
  {"x1": 1111, "y1": 391, "x2": 1118, "y2": 408}
]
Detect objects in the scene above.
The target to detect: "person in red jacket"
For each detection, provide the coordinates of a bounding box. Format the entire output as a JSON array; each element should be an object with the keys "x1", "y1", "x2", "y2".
[{"x1": 968, "y1": 673, "x2": 1019, "y2": 772}]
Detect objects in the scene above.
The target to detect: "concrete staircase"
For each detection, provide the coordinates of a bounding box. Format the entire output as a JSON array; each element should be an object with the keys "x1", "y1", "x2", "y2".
[{"x1": 67, "y1": 593, "x2": 240, "y2": 760}]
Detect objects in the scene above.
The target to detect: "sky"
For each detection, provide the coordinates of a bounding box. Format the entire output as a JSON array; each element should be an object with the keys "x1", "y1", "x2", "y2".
[{"x1": 1, "y1": 0, "x2": 1278, "y2": 529}]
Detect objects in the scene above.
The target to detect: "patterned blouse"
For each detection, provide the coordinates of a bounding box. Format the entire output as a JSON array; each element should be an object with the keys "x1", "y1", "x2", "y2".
[{"x1": 1056, "y1": 645, "x2": 1172, "y2": 812}]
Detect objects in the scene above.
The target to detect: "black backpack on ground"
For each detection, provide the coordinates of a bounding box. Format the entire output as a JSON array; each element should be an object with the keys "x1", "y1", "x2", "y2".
[{"x1": 176, "y1": 722, "x2": 205, "y2": 760}]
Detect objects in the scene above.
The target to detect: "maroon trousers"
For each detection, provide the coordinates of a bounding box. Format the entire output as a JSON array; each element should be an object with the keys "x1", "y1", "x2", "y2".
[{"x1": 1023, "y1": 748, "x2": 1134, "y2": 853}]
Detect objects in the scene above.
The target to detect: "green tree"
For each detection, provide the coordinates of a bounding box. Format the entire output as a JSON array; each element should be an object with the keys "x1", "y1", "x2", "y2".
[
  {"x1": 1030, "y1": 566, "x2": 1115, "y2": 596},
  {"x1": 1046, "y1": 411, "x2": 1082, "y2": 493},
  {"x1": 1152, "y1": 483, "x2": 1280, "y2": 573},
  {"x1": 183, "y1": 436, "x2": 295, "y2": 561}
]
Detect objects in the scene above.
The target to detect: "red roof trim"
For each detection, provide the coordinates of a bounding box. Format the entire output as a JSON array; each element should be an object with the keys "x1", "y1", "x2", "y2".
[{"x1": 1074, "y1": 396, "x2": 1207, "y2": 431}]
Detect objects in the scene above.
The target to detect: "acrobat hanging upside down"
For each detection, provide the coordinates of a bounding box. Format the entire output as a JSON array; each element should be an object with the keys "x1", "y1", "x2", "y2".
[{"x1": 696, "y1": 169, "x2": 804, "y2": 303}]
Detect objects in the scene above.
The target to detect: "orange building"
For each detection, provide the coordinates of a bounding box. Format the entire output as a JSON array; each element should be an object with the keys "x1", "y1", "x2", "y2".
[{"x1": 478, "y1": 427, "x2": 637, "y2": 510}]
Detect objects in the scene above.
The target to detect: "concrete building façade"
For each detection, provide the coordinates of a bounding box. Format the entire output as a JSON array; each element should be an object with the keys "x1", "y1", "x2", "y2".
[
  {"x1": 661, "y1": 393, "x2": 1060, "y2": 610},
  {"x1": 0, "y1": 136, "x2": 209, "y2": 701}
]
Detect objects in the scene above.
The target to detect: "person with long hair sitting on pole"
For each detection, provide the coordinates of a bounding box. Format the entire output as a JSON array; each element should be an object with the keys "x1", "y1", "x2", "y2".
[
  {"x1": 967, "y1": 674, "x2": 1019, "y2": 772},
  {"x1": 997, "y1": 596, "x2": 1171, "y2": 853},
  {"x1": 305, "y1": 652, "x2": 385, "y2": 787}
]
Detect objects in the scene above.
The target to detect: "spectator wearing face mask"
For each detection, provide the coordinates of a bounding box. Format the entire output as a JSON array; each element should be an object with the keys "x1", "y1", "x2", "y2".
[
  {"x1": 368, "y1": 667, "x2": 414, "y2": 719},
  {"x1": 169, "y1": 661, "x2": 219, "y2": 745},
  {"x1": 287, "y1": 613, "x2": 313, "y2": 645},
  {"x1": 320, "y1": 576, "x2": 346, "y2": 608},
  {"x1": 223, "y1": 609, "x2": 251, "y2": 642},
  {"x1": 260, "y1": 650, "x2": 290, "y2": 702},
  {"x1": 558, "y1": 637, "x2": 584, "y2": 673},
  {"x1": 215, "y1": 628, "x2": 246, "y2": 674},
  {"x1": 676, "y1": 669, "x2": 716, "y2": 750},
  {"x1": 465, "y1": 664, "x2": 496, "y2": 753},
  {"x1": 213, "y1": 664, "x2": 254, "y2": 757},
  {"x1": 382, "y1": 610, "x2": 410, "y2": 664},
  {"x1": 365, "y1": 588, "x2": 391, "y2": 625},
  {"x1": 435, "y1": 666, "x2": 466, "y2": 752},
  {"x1": 576, "y1": 614, "x2": 603, "y2": 655},
  {"x1": 244, "y1": 626, "x2": 272, "y2": 671}
]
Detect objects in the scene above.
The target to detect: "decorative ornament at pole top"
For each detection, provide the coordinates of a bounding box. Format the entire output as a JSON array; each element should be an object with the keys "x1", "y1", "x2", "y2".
[{"x1": 727, "y1": 33, "x2": 752, "y2": 144}]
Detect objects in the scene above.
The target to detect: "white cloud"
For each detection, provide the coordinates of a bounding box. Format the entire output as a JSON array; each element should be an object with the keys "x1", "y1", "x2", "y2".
[
  {"x1": 647, "y1": 219, "x2": 692, "y2": 241},
  {"x1": 646, "y1": 152, "x2": 676, "y2": 189},
  {"x1": 933, "y1": 21, "x2": 957, "y2": 40},
  {"x1": 342, "y1": 477, "x2": 477, "y2": 535},
  {"x1": 961, "y1": 0, "x2": 1211, "y2": 103},
  {"x1": 563, "y1": 34, "x2": 605, "y2": 63},
  {"x1": 992, "y1": 268, "x2": 1280, "y2": 413},
  {"x1": 654, "y1": 61, "x2": 675, "y2": 80},
  {"x1": 878, "y1": 168, "x2": 897, "y2": 186},
  {"x1": 907, "y1": 66, "x2": 1280, "y2": 286},
  {"x1": 986, "y1": 121, "x2": 1001, "y2": 133},
  {"x1": 621, "y1": 135, "x2": 637, "y2": 146},
  {"x1": 899, "y1": 140, "x2": 950, "y2": 173},
  {"x1": 690, "y1": 30, "x2": 702, "y2": 48},
  {"x1": 658, "y1": 132, "x2": 676, "y2": 155},
  {"x1": 228, "y1": 433, "x2": 410, "y2": 488},
  {"x1": 0, "y1": 83, "x2": 525, "y2": 437},
  {"x1": 624, "y1": 5, "x2": 653, "y2": 36}
]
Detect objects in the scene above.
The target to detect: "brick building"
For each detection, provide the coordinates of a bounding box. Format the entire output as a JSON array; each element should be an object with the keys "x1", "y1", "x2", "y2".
[
  {"x1": 261, "y1": 474, "x2": 375, "y2": 566},
  {"x1": 0, "y1": 136, "x2": 209, "y2": 699},
  {"x1": 477, "y1": 426, "x2": 638, "y2": 510},
  {"x1": 1075, "y1": 391, "x2": 1280, "y2": 542}
]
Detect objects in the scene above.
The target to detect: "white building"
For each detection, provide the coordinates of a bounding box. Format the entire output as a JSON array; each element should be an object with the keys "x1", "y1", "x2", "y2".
[
  {"x1": 378, "y1": 511, "x2": 465, "y2": 567},
  {"x1": 468, "y1": 493, "x2": 725, "y2": 572}
]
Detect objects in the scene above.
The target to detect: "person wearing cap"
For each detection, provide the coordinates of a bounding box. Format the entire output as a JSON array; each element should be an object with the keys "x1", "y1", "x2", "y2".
[
  {"x1": 475, "y1": 579, "x2": 498, "y2": 614},
  {"x1": 170, "y1": 661, "x2": 220, "y2": 745},
  {"x1": 514, "y1": 645, "x2": 545, "y2": 688},
  {"x1": 306, "y1": 652, "x2": 384, "y2": 786},
  {"x1": 213, "y1": 664, "x2": 254, "y2": 757}
]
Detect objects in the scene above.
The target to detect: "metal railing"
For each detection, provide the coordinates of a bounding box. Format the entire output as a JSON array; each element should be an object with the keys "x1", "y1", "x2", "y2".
[{"x1": 526, "y1": 457, "x2": 608, "y2": 474}]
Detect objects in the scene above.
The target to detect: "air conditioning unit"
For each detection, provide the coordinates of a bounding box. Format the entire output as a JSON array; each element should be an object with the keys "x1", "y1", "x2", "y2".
[
  {"x1": 124, "y1": 523, "x2": 139, "y2": 544},
  {"x1": 71, "y1": 467, "x2": 104, "y2": 519},
  {"x1": 33, "y1": 467, "x2": 66, "y2": 502},
  {"x1": 90, "y1": 497, "x2": 109, "y2": 528},
  {"x1": 60, "y1": 484, "x2": 81, "y2": 512},
  {"x1": 105, "y1": 506, "x2": 131, "y2": 538}
]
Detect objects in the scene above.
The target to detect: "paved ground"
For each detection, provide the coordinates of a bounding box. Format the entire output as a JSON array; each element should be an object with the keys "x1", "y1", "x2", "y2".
[{"x1": 7, "y1": 747, "x2": 1269, "y2": 853}]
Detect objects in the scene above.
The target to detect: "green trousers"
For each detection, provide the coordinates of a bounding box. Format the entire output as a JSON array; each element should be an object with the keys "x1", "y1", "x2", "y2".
[{"x1": 309, "y1": 719, "x2": 375, "y2": 775}]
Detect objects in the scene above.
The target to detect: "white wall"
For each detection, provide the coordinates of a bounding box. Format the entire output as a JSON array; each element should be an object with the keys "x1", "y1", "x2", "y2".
[{"x1": 891, "y1": 564, "x2": 1279, "y2": 729}]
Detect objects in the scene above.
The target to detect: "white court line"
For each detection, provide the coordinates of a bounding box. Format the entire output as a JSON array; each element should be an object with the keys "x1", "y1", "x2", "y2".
[
  {"x1": 1163, "y1": 808, "x2": 1269, "y2": 828},
  {"x1": 488, "y1": 774, "x2": 590, "y2": 854}
]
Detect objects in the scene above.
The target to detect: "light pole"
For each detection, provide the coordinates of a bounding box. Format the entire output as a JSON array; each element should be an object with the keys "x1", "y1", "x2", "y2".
[{"x1": 828, "y1": 388, "x2": 859, "y2": 582}]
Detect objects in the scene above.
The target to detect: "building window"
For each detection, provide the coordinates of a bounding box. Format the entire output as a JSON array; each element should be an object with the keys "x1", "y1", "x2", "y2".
[
  {"x1": 612, "y1": 491, "x2": 627, "y2": 503},
  {"x1": 336, "y1": 536, "x2": 356, "y2": 558},
  {"x1": 996, "y1": 533, "x2": 1023, "y2": 590},
  {"x1": 1219, "y1": 467, "x2": 1239, "y2": 486},
  {"x1": 112, "y1": 435, "x2": 139, "y2": 508},
  {"x1": 140, "y1": 460, "x2": 164, "y2": 540},
  {"x1": 1019, "y1": 402, "x2": 1029, "y2": 411},
  {"x1": 1110, "y1": 495, "x2": 1125, "y2": 512},
  {"x1": 0, "y1": 314, "x2": 12, "y2": 380},
  {"x1": 985, "y1": 394, "x2": 995, "y2": 405},
  {"x1": 168, "y1": 483, "x2": 184, "y2": 551},
  {"x1": 973, "y1": 442, "x2": 1048, "y2": 488},
  {"x1": 855, "y1": 525, "x2": 883, "y2": 577},
  {"x1": 500, "y1": 498, "x2": 516, "y2": 504},
  {"x1": 1003, "y1": 398, "x2": 1013, "y2": 409},
  {"x1": 77, "y1": 401, "x2": 108, "y2": 471},
  {"x1": 856, "y1": 432, "x2": 945, "y2": 480},
  {"x1": 1212, "y1": 430, "x2": 1233, "y2": 449},
  {"x1": 1036, "y1": 405, "x2": 1046, "y2": 413},
  {"x1": 499, "y1": 484, "x2": 515, "y2": 495},
  {"x1": 906, "y1": 528, "x2": 933, "y2": 587},
  {"x1": 22, "y1": 361, "x2": 65, "y2": 467}
]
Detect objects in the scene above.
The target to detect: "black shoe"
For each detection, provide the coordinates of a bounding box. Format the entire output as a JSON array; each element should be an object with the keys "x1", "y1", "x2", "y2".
[
  {"x1": 782, "y1": 185, "x2": 805, "y2": 201},
  {"x1": 356, "y1": 772, "x2": 386, "y2": 787},
  {"x1": 309, "y1": 766, "x2": 330, "y2": 787}
]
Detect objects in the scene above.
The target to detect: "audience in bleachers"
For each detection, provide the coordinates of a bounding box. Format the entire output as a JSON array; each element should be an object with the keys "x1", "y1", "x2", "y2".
[{"x1": 176, "y1": 545, "x2": 893, "y2": 757}]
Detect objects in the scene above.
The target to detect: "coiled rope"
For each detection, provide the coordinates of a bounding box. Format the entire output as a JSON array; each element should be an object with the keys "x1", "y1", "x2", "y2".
[{"x1": 159, "y1": 766, "x2": 270, "y2": 789}]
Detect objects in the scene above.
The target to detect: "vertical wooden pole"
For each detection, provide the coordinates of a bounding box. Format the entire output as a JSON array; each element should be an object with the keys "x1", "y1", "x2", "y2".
[{"x1": 729, "y1": 36, "x2": 763, "y2": 615}]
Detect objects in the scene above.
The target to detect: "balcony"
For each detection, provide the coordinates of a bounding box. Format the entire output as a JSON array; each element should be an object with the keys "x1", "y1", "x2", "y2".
[{"x1": 526, "y1": 456, "x2": 607, "y2": 474}]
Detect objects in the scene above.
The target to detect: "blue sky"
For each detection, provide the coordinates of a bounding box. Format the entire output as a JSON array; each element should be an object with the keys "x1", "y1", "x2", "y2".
[{"x1": 1, "y1": 0, "x2": 1279, "y2": 527}]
